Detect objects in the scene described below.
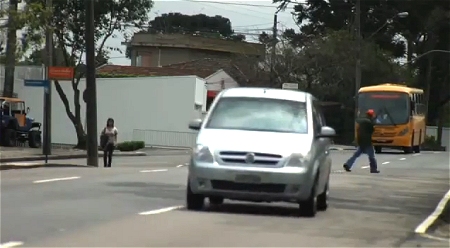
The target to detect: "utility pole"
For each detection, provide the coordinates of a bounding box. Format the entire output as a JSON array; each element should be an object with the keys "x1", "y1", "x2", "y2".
[
  {"x1": 354, "y1": 0, "x2": 361, "y2": 98},
  {"x1": 85, "y1": 0, "x2": 98, "y2": 166},
  {"x1": 42, "y1": 0, "x2": 53, "y2": 158},
  {"x1": 2, "y1": 0, "x2": 18, "y2": 97},
  {"x1": 270, "y1": 10, "x2": 280, "y2": 87}
]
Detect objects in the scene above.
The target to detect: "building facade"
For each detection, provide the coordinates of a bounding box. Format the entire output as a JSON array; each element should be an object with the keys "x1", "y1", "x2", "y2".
[{"x1": 124, "y1": 33, "x2": 265, "y2": 67}]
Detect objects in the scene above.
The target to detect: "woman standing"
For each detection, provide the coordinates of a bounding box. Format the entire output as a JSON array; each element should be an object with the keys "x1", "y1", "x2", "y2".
[{"x1": 101, "y1": 118, "x2": 118, "y2": 167}]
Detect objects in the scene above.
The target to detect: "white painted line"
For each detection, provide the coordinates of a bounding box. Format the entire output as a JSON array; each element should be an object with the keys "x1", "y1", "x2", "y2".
[
  {"x1": 33, "y1": 176, "x2": 80, "y2": 184},
  {"x1": 420, "y1": 233, "x2": 450, "y2": 242},
  {"x1": 0, "y1": 241, "x2": 24, "y2": 248},
  {"x1": 415, "y1": 189, "x2": 450, "y2": 234},
  {"x1": 176, "y1": 164, "x2": 184, "y2": 168},
  {"x1": 413, "y1": 153, "x2": 421, "y2": 156},
  {"x1": 140, "y1": 169, "x2": 168, "y2": 173},
  {"x1": 399, "y1": 158, "x2": 406, "y2": 161},
  {"x1": 139, "y1": 205, "x2": 184, "y2": 215},
  {"x1": 382, "y1": 161, "x2": 390, "y2": 165},
  {"x1": 361, "y1": 166, "x2": 369, "y2": 169}
]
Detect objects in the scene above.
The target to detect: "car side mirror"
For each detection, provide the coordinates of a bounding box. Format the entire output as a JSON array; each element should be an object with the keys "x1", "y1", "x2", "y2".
[
  {"x1": 316, "y1": 126, "x2": 336, "y2": 138},
  {"x1": 188, "y1": 119, "x2": 203, "y2": 131},
  {"x1": 26, "y1": 107, "x2": 30, "y2": 114}
]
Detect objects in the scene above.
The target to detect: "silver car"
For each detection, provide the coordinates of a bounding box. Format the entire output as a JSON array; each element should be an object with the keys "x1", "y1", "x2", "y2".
[{"x1": 186, "y1": 88, "x2": 336, "y2": 217}]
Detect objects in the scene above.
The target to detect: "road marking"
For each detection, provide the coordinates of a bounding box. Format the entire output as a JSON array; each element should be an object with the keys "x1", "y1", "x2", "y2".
[
  {"x1": 176, "y1": 164, "x2": 184, "y2": 168},
  {"x1": 433, "y1": 151, "x2": 441, "y2": 154},
  {"x1": 140, "y1": 169, "x2": 168, "y2": 173},
  {"x1": 413, "y1": 153, "x2": 421, "y2": 156},
  {"x1": 0, "y1": 241, "x2": 24, "y2": 248},
  {"x1": 382, "y1": 161, "x2": 390, "y2": 165},
  {"x1": 361, "y1": 166, "x2": 369, "y2": 169},
  {"x1": 139, "y1": 205, "x2": 184, "y2": 215},
  {"x1": 33, "y1": 176, "x2": 80, "y2": 184},
  {"x1": 420, "y1": 233, "x2": 450, "y2": 242},
  {"x1": 399, "y1": 158, "x2": 406, "y2": 160},
  {"x1": 415, "y1": 189, "x2": 450, "y2": 234}
]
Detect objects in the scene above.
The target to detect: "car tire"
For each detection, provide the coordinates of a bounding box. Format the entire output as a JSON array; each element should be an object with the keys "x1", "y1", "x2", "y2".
[
  {"x1": 186, "y1": 180, "x2": 204, "y2": 211},
  {"x1": 28, "y1": 131, "x2": 41, "y2": 148},
  {"x1": 299, "y1": 184, "x2": 317, "y2": 217},
  {"x1": 209, "y1": 196, "x2": 224, "y2": 205},
  {"x1": 374, "y1": 146, "x2": 382, "y2": 154},
  {"x1": 317, "y1": 182, "x2": 329, "y2": 211},
  {"x1": 3, "y1": 129, "x2": 16, "y2": 147}
]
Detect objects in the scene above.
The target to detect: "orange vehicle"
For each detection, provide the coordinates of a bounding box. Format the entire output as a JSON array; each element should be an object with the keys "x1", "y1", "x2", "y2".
[{"x1": 356, "y1": 84, "x2": 426, "y2": 154}]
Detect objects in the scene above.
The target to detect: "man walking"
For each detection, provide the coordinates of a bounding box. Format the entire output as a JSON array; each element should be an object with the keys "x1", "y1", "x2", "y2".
[{"x1": 343, "y1": 109, "x2": 380, "y2": 173}]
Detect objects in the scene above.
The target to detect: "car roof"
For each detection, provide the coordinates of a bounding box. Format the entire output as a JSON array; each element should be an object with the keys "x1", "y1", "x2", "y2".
[
  {"x1": 0, "y1": 97, "x2": 24, "y2": 103},
  {"x1": 219, "y1": 87, "x2": 309, "y2": 103}
]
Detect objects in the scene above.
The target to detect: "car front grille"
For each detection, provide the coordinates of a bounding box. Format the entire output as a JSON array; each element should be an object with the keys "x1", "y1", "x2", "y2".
[{"x1": 218, "y1": 151, "x2": 282, "y2": 166}]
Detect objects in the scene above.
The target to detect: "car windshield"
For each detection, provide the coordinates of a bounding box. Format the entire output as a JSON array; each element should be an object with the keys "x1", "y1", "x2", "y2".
[
  {"x1": 358, "y1": 92, "x2": 410, "y2": 125},
  {"x1": 206, "y1": 97, "x2": 308, "y2": 133}
]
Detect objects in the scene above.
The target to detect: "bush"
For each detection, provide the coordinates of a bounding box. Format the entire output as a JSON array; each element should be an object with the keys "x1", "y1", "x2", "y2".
[
  {"x1": 116, "y1": 141, "x2": 145, "y2": 151},
  {"x1": 421, "y1": 135, "x2": 445, "y2": 151}
]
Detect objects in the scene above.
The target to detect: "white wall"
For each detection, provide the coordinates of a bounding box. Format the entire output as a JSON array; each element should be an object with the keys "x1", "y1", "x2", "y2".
[
  {"x1": 205, "y1": 69, "x2": 239, "y2": 91},
  {"x1": 20, "y1": 76, "x2": 205, "y2": 145},
  {"x1": 426, "y1": 126, "x2": 450, "y2": 147}
]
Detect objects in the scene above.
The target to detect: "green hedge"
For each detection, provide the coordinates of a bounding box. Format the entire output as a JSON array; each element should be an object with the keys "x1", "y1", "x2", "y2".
[{"x1": 116, "y1": 141, "x2": 145, "y2": 151}]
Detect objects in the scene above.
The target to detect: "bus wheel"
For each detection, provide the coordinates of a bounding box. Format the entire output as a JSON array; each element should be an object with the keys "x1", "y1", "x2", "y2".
[
  {"x1": 413, "y1": 145, "x2": 421, "y2": 153},
  {"x1": 403, "y1": 147, "x2": 413, "y2": 154},
  {"x1": 374, "y1": 146, "x2": 382, "y2": 154}
]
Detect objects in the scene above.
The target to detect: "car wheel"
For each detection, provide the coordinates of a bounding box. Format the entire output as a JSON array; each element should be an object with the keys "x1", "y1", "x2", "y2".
[
  {"x1": 317, "y1": 182, "x2": 329, "y2": 211},
  {"x1": 299, "y1": 184, "x2": 317, "y2": 217},
  {"x1": 209, "y1": 196, "x2": 224, "y2": 205},
  {"x1": 374, "y1": 146, "x2": 382, "y2": 154},
  {"x1": 186, "y1": 180, "x2": 204, "y2": 211},
  {"x1": 28, "y1": 131, "x2": 41, "y2": 148},
  {"x1": 3, "y1": 129, "x2": 16, "y2": 147}
]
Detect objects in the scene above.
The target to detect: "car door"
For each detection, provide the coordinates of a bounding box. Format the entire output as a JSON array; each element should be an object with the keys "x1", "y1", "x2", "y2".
[{"x1": 312, "y1": 101, "x2": 330, "y2": 193}]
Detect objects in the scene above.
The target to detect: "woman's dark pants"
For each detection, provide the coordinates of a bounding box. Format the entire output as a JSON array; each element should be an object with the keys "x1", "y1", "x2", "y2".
[{"x1": 103, "y1": 143, "x2": 114, "y2": 167}]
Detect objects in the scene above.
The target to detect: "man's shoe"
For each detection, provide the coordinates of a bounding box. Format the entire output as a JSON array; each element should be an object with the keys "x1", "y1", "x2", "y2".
[
  {"x1": 343, "y1": 164, "x2": 351, "y2": 172},
  {"x1": 370, "y1": 170, "x2": 380, "y2": 173}
]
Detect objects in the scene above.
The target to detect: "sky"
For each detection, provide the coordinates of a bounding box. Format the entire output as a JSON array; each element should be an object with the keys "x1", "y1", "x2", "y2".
[{"x1": 106, "y1": 0, "x2": 300, "y2": 65}]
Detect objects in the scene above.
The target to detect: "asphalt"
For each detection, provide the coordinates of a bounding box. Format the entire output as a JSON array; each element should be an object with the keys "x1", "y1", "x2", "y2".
[{"x1": 0, "y1": 150, "x2": 449, "y2": 247}]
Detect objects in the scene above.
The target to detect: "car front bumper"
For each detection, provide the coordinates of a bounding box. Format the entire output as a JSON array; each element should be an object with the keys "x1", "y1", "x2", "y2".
[{"x1": 188, "y1": 161, "x2": 314, "y2": 202}]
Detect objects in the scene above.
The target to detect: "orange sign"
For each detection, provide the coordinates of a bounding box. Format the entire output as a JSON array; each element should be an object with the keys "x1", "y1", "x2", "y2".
[{"x1": 48, "y1": 66, "x2": 74, "y2": 80}]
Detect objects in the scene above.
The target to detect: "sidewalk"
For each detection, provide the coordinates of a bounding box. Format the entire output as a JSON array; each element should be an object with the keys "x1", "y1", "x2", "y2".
[{"x1": 0, "y1": 146, "x2": 146, "y2": 164}]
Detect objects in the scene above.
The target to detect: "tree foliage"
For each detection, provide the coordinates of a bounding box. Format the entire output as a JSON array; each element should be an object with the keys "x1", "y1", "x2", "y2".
[
  {"x1": 273, "y1": 0, "x2": 449, "y2": 144},
  {"x1": 146, "y1": 12, "x2": 246, "y2": 41},
  {"x1": 24, "y1": 0, "x2": 153, "y2": 148}
]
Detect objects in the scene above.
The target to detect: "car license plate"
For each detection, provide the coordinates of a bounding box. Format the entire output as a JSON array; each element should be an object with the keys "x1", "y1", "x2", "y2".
[{"x1": 234, "y1": 174, "x2": 261, "y2": 183}]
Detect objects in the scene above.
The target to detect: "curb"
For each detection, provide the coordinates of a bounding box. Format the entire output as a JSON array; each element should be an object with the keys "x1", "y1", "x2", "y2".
[
  {"x1": 0, "y1": 151, "x2": 146, "y2": 164},
  {"x1": 330, "y1": 147, "x2": 357, "y2": 151},
  {"x1": 0, "y1": 162, "x2": 94, "y2": 171}
]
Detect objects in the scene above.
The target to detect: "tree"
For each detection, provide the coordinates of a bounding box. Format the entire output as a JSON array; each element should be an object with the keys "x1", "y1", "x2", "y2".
[
  {"x1": 26, "y1": 0, "x2": 153, "y2": 148},
  {"x1": 0, "y1": 1, "x2": 51, "y2": 97},
  {"x1": 147, "y1": 13, "x2": 245, "y2": 41}
]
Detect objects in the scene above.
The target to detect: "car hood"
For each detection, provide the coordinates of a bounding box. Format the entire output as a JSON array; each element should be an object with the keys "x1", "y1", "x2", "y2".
[{"x1": 197, "y1": 129, "x2": 313, "y2": 157}]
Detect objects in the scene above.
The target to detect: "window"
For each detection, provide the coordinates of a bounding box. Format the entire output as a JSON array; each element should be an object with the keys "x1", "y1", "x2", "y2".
[
  {"x1": 206, "y1": 97, "x2": 308, "y2": 134},
  {"x1": 358, "y1": 92, "x2": 410, "y2": 125}
]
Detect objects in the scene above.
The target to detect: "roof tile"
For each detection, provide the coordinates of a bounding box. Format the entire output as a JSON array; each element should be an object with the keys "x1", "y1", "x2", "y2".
[{"x1": 96, "y1": 65, "x2": 216, "y2": 78}]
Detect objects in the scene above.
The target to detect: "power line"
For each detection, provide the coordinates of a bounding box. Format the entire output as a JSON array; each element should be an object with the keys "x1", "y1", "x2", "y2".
[{"x1": 183, "y1": 0, "x2": 298, "y2": 9}]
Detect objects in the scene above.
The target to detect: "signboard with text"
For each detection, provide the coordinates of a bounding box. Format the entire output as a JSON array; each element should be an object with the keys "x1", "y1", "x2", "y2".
[
  {"x1": 48, "y1": 66, "x2": 74, "y2": 80},
  {"x1": 282, "y1": 83, "x2": 299, "y2": 90}
]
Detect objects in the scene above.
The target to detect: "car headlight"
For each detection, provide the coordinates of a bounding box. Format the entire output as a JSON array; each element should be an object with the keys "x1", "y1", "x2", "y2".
[
  {"x1": 286, "y1": 153, "x2": 311, "y2": 167},
  {"x1": 398, "y1": 127, "x2": 409, "y2": 136},
  {"x1": 193, "y1": 144, "x2": 214, "y2": 163}
]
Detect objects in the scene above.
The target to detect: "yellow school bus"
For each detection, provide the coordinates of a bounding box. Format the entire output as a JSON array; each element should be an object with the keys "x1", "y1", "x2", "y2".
[{"x1": 356, "y1": 83, "x2": 426, "y2": 154}]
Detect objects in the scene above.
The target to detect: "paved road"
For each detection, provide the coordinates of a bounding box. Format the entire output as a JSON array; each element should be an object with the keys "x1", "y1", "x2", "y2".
[{"x1": 1, "y1": 150, "x2": 448, "y2": 247}]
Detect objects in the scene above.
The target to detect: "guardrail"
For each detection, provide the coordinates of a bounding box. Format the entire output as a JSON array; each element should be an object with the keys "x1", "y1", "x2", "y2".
[{"x1": 132, "y1": 129, "x2": 197, "y2": 148}]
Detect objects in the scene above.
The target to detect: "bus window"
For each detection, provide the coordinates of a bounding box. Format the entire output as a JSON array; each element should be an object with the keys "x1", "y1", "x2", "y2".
[{"x1": 358, "y1": 92, "x2": 410, "y2": 125}]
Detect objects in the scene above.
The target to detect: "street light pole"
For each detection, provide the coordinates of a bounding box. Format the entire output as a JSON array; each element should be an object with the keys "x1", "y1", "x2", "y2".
[
  {"x1": 85, "y1": 0, "x2": 98, "y2": 166},
  {"x1": 354, "y1": 0, "x2": 361, "y2": 98},
  {"x1": 270, "y1": 8, "x2": 282, "y2": 87},
  {"x1": 42, "y1": 0, "x2": 53, "y2": 158}
]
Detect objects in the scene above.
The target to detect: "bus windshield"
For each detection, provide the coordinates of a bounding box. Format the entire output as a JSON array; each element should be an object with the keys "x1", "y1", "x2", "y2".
[{"x1": 357, "y1": 92, "x2": 410, "y2": 125}]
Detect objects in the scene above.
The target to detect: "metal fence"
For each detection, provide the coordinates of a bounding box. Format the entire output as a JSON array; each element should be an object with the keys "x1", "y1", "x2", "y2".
[{"x1": 133, "y1": 129, "x2": 198, "y2": 148}]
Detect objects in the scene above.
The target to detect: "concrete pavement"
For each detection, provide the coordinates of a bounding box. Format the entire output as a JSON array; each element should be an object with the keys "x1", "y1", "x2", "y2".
[{"x1": 0, "y1": 150, "x2": 448, "y2": 247}]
